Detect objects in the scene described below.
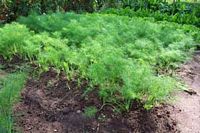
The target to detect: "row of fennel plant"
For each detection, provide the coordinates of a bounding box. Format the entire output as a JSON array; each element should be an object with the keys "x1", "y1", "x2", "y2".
[{"x1": 0, "y1": 12, "x2": 198, "y2": 111}]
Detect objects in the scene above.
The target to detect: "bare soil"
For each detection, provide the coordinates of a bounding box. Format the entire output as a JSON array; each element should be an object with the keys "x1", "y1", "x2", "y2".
[{"x1": 13, "y1": 70, "x2": 178, "y2": 133}]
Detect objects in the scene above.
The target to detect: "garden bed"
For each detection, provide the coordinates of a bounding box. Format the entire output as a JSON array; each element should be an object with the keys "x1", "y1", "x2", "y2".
[
  {"x1": 0, "y1": 12, "x2": 199, "y2": 133},
  {"x1": 14, "y1": 69, "x2": 178, "y2": 133}
]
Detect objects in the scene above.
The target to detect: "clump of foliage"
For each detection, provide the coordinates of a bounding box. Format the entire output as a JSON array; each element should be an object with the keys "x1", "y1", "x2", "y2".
[
  {"x1": 0, "y1": 23, "x2": 32, "y2": 59},
  {"x1": 0, "y1": 72, "x2": 27, "y2": 133},
  {"x1": 0, "y1": 13, "x2": 198, "y2": 111},
  {"x1": 84, "y1": 106, "x2": 98, "y2": 118},
  {"x1": 1, "y1": 0, "x2": 200, "y2": 25}
]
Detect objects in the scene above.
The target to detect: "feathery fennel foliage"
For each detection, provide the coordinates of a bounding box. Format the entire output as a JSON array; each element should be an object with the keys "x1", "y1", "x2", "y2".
[{"x1": 0, "y1": 12, "x2": 197, "y2": 110}]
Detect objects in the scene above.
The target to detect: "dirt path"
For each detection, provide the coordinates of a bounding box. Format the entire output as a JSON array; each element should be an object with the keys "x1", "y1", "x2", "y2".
[{"x1": 171, "y1": 52, "x2": 200, "y2": 133}]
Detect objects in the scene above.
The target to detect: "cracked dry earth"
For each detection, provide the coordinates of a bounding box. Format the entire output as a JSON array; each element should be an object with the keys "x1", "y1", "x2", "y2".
[{"x1": 172, "y1": 52, "x2": 200, "y2": 133}]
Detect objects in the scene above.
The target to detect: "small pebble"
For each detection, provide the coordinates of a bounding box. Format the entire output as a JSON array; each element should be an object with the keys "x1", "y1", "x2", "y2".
[{"x1": 77, "y1": 110, "x2": 81, "y2": 113}]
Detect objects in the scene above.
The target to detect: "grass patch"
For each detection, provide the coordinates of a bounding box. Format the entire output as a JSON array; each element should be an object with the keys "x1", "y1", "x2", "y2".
[{"x1": 0, "y1": 72, "x2": 27, "y2": 133}]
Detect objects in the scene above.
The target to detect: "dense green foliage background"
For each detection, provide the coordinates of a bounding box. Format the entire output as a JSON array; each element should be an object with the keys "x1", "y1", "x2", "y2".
[
  {"x1": 1, "y1": 0, "x2": 200, "y2": 27},
  {"x1": 101, "y1": 6, "x2": 200, "y2": 27}
]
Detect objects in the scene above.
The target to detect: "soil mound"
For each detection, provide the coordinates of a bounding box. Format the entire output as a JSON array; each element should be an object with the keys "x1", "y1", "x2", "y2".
[{"x1": 14, "y1": 70, "x2": 178, "y2": 133}]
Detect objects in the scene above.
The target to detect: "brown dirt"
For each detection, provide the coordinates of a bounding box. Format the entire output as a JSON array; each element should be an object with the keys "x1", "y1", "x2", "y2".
[
  {"x1": 171, "y1": 52, "x2": 200, "y2": 133},
  {"x1": 0, "y1": 55, "x2": 28, "y2": 80},
  {"x1": 14, "y1": 69, "x2": 179, "y2": 133}
]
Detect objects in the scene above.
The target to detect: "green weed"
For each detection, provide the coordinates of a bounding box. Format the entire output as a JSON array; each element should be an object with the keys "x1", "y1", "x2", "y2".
[{"x1": 84, "y1": 106, "x2": 98, "y2": 118}]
